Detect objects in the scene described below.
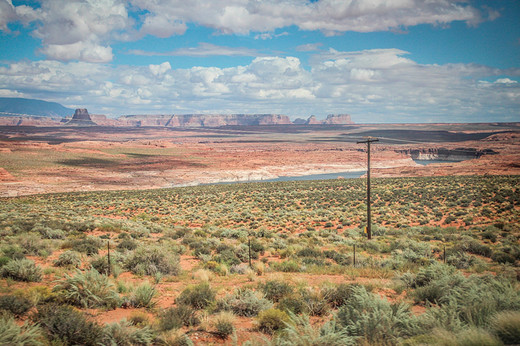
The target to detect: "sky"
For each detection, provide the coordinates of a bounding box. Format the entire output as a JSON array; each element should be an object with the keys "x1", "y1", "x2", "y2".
[{"x1": 0, "y1": 0, "x2": 519, "y2": 123}]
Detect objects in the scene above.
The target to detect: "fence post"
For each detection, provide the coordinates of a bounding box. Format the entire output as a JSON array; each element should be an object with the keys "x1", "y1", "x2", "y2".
[{"x1": 107, "y1": 240, "x2": 111, "y2": 276}]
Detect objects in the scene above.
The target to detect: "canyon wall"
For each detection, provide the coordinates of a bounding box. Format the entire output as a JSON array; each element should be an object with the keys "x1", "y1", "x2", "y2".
[
  {"x1": 397, "y1": 148, "x2": 497, "y2": 161},
  {"x1": 0, "y1": 112, "x2": 354, "y2": 127}
]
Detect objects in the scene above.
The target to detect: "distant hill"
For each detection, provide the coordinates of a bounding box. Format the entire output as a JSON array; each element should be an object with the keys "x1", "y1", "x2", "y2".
[{"x1": 0, "y1": 97, "x2": 74, "y2": 118}]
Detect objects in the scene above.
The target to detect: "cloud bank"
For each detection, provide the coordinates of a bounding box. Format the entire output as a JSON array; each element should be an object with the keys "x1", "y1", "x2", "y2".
[
  {"x1": 1, "y1": 49, "x2": 517, "y2": 122},
  {"x1": 2, "y1": 0, "x2": 486, "y2": 62}
]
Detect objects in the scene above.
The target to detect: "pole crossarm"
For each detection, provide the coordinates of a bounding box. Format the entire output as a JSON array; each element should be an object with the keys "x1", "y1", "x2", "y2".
[{"x1": 357, "y1": 137, "x2": 378, "y2": 240}]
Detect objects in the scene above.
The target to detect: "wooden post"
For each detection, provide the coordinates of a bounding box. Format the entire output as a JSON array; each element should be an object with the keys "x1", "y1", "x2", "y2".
[
  {"x1": 353, "y1": 244, "x2": 356, "y2": 266},
  {"x1": 248, "y1": 238, "x2": 252, "y2": 268},
  {"x1": 107, "y1": 240, "x2": 111, "y2": 276}
]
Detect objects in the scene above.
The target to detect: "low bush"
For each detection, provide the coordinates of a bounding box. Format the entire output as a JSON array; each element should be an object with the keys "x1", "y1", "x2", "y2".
[
  {"x1": 258, "y1": 280, "x2": 293, "y2": 303},
  {"x1": 277, "y1": 296, "x2": 306, "y2": 315},
  {"x1": 102, "y1": 319, "x2": 155, "y2": 346},
  {"x1": 212, "y1": 311, "x2": 236, "y2": 339},
  {"x1": 0, "y1": 258, "x2": 42, "y2": 282},
  {"x1": 53, "y1": 268, "x2": 120, "y2": 309},
  {"x1": 125, "y1": 246, "x2": 180, "y2": 276},
  {"x1": 302, "y1": 290, "x2": 329, "y2": 317},
  {"x1": 274, "y1": 313, "x2": 356, "y2": 346},
  {"x1": 489, "y1": 311, "x2": 520, "y2": 345},
  {"x1": 0, "y1": 314, "x2": 43, "y2": 346},
  {"x1": 336, "y1": 286, "x2": 419, "y2": 344},
  {"x1": 71, "y1": 237, "x2": 102, "y2": 256},
  {"x1": 217, "y1": 288, "x2": 272, "y2": 317},
  {"x1": 323, "y1": 283, "x2": 357, "y2": 308},
  {"x1": 0, "y1": 294, "x2": 33, "y2": 317},
  {"x1": 34, "y1": 304, "x2": 105, "y2": 345},
  {"x1": 256, "y1": 308, "x2": 290, "y2": 334},
  {"x1": 54, "y1": 250, "x2": 82, "y2": 268},
  {"x1": 159, "y1": 305, "x2": 199, "y2": 331},
  {"x1": 116, "y1": 238, "x2": 137, "y2": 251},
  {"x1": 131, "y1": 282, "x2": 156, "y2": 308},
  {"x1": 175, "y1": 282, "x2": 215, "y2": 310},
  {"x1": 271, "y1": 260, "x2": 301, "y2": 272}
]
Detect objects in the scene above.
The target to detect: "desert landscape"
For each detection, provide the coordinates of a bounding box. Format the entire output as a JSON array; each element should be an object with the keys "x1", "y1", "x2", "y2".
[
  {"x1": 1, "y1": 0, "x2": 519, "y2": 344},
  {"x1": 0, "y1": 116, "x2": 519, "y2": 345},
  {"x1": 1, "y1": 118, "x2": 519, "y2": 197}
]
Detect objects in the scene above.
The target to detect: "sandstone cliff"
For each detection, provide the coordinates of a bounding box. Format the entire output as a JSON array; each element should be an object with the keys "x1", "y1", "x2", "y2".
[
  {"x1": 66, "y1": 109, "x2": 97, "y2": 126},
  {"x1": 396, "y1": 148, "x2": 498, "y2": 161},
  {"x1": 323, "y1": 114, "x2": 353, "y2": 125}
]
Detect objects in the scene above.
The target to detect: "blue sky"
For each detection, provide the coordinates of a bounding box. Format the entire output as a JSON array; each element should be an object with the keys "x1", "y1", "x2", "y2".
[{"x1": 0, "y1": 0, "x2": 519, "y2": 123}]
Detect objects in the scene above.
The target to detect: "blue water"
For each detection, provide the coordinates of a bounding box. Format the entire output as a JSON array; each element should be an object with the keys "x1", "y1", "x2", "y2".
[{"x1": 260, "y1": 170, "x2": 366, "y2": 182}]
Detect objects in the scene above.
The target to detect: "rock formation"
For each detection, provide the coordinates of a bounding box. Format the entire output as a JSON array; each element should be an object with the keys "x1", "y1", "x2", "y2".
[
  {"x1": 323, "y1": 114, "x2": 354, "y2": 125},
  {"x1": 305, "y1": 115, "x2": 321, "y2": 125},
  {"x1": 396, "y1": 148, "x2": 498, "y2": 161},
  {"x1": 66, "y1": 109, "x2": 97, "y2": 126}
]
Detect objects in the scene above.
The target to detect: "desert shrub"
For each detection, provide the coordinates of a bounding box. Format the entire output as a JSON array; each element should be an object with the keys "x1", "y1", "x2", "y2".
[
  {"x1": 271, "y1": 260, "x2": 301, "y2": 272},
  {"x1": 2, "y1": 244, "x2": 25, "y2": 260},
  {"x1": 277, "y1": 296, "x2": 306, "y2": 314},
  {"x1": 336, "y1": 285, "x2": 419, "y2": 344},
  {"x1": 391, "y1": 239, "x2": 432, "y2": 263},
  {"x1": 0, "y1": 256, "x2": 9, "y2": 267},
  {"x1": 159, "y1": 305, "x2": 199, "y2": 331},
  {"x1": 129, "y1": 311, "x2": 151, "y2": 327},
  {"x1": 491, "y1": 251, "x2": 516, "y2": 264},
  {"x1": 175, "y1": 282, "x2": 215, "y2": 310},
  {"x1": 158, "y1": 329, "x2": 194, "y2": 346},
  {"x1": 296, "y1": 247, "x2": 322, "y2": 258},
  {"x1": 125, "y1": 246, "x2": 180, "y2": 276},
  {"x1": 35, "y1": 225, "x2": 65, "y2": 240},
  {"x1": 117, "y1": 238, "x2": 137, "y2": 251},
  {"x1": 53, "y1": 268, "x2": 120, "y2": 309},
  {"x1": 102, "y1": 319, "x2": 155, "y2": 346},
  {"x1": 54, "y1": 250, "x2": 82, "y2": 268},
  {"x1": 407, "y1": 262, "x2": 458, "y2": 288},
  {"x1": 274, "y1": 313, "x2": 356, "y2": 346},
  {"x1": 446, "y1": 251, "x2": 477, "y2": 269},
  {"x1": 323, "y1": 283, "x2": 358, "y2": 308},
  {"x1": 420, "y1": 274, "x2": 520, "y2": 328},
  {"x1": 15, "y1": 233, "x2": 52, "y2": 257},
  {"x1": 323, "y1": 250, "x2": 351, "y2": 265},
  {"x1": 35, "y1": 304, "x2": 105, "y2": 345},
  {"x1": 90, "y1": 254, "x2": 114, "y2": 274},
  {"x1": 258, "y1": 280, "x2": 293, "y2": 303},
  {"x1": 131, "y1": 282, "x2": 156, "y2": 308},
  {"x1": 428, "y1": 327, "x2": 502, "y2": 346},
  {"x1": 217, "y1": 288, "x2": 272, "y2": 317},
  {"x1": 301, "y1": 289, "x2": 329, "y2": 316},
  {"x1": 1, "y1": 258, "x2": 42, "y2": 282},
  {"x1": 455, "y1": 238, "x2": 492, "y2": 257},
  {"x1": 71, "y1": 236, "x2": 103, "y2": 256},
  {"x1": 0, "y1": 314, "x2": 43, "y2": 346},
  {"x1": 490, "y1": 311, "x2": 520, "y2": 345},
  {"x1": 212, "y1": 311, "x2": 236, "y2": 339},
  {"x1": 0, "y1": 294, "x2": 33, "y2": 317},
  {"x1": 256, "y1": 308, "x2": 290, "y2": 334}
]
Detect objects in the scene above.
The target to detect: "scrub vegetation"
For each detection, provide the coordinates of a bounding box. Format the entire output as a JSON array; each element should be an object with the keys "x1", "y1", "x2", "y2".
[{"x1": 0, "y1": 175, "x2": 518, "y2": 345}]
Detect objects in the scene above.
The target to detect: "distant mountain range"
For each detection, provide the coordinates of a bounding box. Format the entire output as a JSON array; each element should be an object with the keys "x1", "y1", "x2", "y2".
[
  {"x1": 0, "y1": 97, "x2": 74, "y2": 118},
  {"x1": 0, "y1": 97, "x2": 354, "y2": 127}
]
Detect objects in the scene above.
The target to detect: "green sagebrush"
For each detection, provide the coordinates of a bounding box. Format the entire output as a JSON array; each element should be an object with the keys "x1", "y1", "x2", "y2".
[{"x1": 53, "y1": 268, "x2": 120, "y2": 309}]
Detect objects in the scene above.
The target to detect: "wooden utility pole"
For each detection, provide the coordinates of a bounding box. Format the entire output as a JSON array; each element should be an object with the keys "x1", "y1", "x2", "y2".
[{"x1": 357, "y1": 137, "x2": 379, "y2": 240}]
